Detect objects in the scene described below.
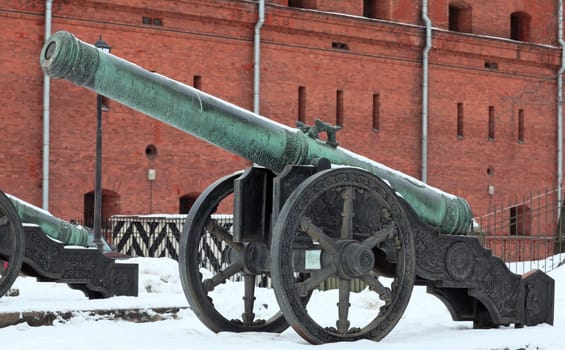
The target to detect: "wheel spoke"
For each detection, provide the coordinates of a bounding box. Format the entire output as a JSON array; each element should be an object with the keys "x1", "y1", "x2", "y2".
[
  {"x1": 299, "y1": 217, "x2": 338, "y2": 255},
  {"x1": 297, "y1": 264, "x2": 336, "y2": 297},
  {"x1": 339, "y1": 187, "x2": 356, "y2": 240},
  {"x1": 242, "y1": 274, "x2": 256, "y2": 325},
  {"x1": 336, "y1": 278, "x2": 351, "y2": 333},
  {"x1": 362, "y1": 225, "x2": 396, "y2": 249},
  {"x1": 202, "y1": 262, "x2": 242, "y2": 292},
  {"x1": 362, "y1": 274, "x2": 392, "y2": 303},
  {"x1": 206, "y1": 219, "x2": 243, "y2": 253}
]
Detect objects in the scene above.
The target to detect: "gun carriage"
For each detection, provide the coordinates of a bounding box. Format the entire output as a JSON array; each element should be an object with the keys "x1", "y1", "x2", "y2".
[
  {"x1": 37, "y1": 31, "x2": 554, "y2": 344},
  {"x1": 0, "y1": 191, "x2": 138, "y2": 298}
]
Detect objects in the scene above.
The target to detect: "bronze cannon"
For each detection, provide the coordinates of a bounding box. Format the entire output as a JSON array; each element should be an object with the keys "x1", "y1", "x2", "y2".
[{"x1": 39, "y1": 31, "x2": 554, "y2": 344}]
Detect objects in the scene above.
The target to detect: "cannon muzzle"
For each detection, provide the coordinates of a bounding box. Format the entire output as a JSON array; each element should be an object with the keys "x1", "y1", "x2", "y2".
[{"x1": 40, "y1": 31, "x2": 472, "y2": 235}]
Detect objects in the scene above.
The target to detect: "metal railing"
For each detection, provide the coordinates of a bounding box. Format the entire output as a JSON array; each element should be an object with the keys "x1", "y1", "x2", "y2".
[
  {"x1": 108, "y1": 215, "x2": 234, "y2": 262},
  {"x1": 473, "y1": 187, "x2": 565, "y2": 273},
  {"x1": 109, "y1": 215, "x2": 188, "y2": 260}
]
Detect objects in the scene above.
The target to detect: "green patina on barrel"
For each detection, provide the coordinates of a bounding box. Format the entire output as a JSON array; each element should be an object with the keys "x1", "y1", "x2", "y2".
[
  {"x1": 40, "y1": 31, "x2": 473, "y2": 235},
  {"x1": 8, "y1": 194, "x2": 89, "y2": 246}
]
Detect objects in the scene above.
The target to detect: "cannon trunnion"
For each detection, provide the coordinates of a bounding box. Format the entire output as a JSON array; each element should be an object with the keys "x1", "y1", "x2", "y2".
[{"x1": 39, "y1": 31, "x2": 554, "y2": 344}]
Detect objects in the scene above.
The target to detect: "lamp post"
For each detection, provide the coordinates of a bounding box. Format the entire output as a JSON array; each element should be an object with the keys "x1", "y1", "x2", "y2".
[{"x1": 93, "y1": 35, "x2": 111, "y2": 252}]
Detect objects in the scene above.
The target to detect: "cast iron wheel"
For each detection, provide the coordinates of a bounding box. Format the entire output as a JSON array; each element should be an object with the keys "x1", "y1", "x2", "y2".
[
  {"x1": 271, "y1": 167, "x2": 416, "y2": 344},
  {"x1": 0, "y1": 191, "x2": 25, "y2": 298},
  {"x1": 179, "y1": 172, "x2": 288, "y2": 333}
]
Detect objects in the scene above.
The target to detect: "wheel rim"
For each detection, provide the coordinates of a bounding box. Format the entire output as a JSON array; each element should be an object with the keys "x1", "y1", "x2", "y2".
[
  {"x1": 0, "y1": 192, "x2": 25, "y2": 298},
  {"x1": 271, "y1": 168, "x2": 415, "y2": 344},
  {"x1": 179, "y1": 172, "x2": 288, "y2": 333}
]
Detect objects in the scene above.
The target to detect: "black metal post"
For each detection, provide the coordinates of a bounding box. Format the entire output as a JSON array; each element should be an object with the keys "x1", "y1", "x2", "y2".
[
  {"x1": 93, "y1": 35, "x2": 110, "y2": 252},
  {"x1": 93, "y1": 93, "x2": 104, "y2": 252}
]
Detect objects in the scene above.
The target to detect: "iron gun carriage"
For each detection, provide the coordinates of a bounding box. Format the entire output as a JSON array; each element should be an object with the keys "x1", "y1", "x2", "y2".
[
  {"x1": 39, "y1": 31, "x2": 554, "y2": 344},
  {"x1": 0, "y1": 192, "x2": 138, "y2": 298}
]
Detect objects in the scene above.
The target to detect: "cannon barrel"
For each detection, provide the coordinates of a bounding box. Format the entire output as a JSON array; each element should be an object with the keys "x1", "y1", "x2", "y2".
[
  {"x1": 40, "y1": 31, "x2": 472, "y2": 235},
  {"x1": 7, "y1": 193, "x2": 89, "y2": 246}
]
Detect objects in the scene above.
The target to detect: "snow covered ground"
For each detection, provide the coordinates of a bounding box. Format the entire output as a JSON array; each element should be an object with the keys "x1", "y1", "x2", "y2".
[{"x1": 0, "y1": 256, "x2": 563, "y2": 350}]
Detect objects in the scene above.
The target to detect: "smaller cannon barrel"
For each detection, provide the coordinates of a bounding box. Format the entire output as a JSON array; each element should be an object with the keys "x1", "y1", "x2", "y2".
[
  {"x1": 7, "y1": 194, "x2": 89, "y2": 246},
  {"x1": 40, "y1": 31, "x2": 473, "y2": 235}
]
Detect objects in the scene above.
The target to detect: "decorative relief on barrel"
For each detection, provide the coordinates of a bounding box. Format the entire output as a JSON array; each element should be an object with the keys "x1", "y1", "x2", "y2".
[
  {"x1": 280, "y1": 131, "x2": 307, "y2": 173},
  {"x1": 440, "y1": 198, "x2": 471, "y2": 235},
  {"x1": 297, "y1": 119, "x2": 341, "y2": 147}
]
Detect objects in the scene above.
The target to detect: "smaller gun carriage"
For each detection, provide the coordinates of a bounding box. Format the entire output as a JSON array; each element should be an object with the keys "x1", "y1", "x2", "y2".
[
  {"x1": 0, "y1": 192, "x2": 138, "y2": 299},
  {"x1": 38, "y1": 31, "x2": 554, "y2": 344}
]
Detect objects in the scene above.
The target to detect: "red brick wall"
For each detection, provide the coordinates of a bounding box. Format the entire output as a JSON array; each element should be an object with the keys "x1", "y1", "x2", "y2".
[
  {"x1": 429, "y1": 0, "x2": 557, "y2": 45},
  {"x1": 317, "y1": 0, "x2": 363, "y2": 16},
  {"x1": 0, "y1": 0, "x2": 562, "y2": 225},
  {"x1": 0, "y1": 3, "x2": 45, "y2": 205}
]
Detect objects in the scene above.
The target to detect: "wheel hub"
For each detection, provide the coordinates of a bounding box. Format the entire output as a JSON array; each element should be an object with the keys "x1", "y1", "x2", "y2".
[
  {"x1": 243, "y1": 242, "x2": 270, "y2": 275},
  {"x1": 338, "y1": 242, "x2": 375, "y2": 279}
]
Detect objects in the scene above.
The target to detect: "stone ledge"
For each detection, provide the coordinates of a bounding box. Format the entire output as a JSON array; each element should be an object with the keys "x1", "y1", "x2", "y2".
[{"x1": 0, "y1": 307, "x2": 188, "y2": 328}]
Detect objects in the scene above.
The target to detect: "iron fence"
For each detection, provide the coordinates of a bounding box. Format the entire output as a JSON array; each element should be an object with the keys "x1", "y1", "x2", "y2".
[
  {"x1": 473, "y1": 187, "x2": 565, "y2": 273},
  {"x1": 109, "y1": 215, "x2": 234, "y2": 262},
  {"x1": 109, "y1": 215, "x2": 188, "y2": 260}
]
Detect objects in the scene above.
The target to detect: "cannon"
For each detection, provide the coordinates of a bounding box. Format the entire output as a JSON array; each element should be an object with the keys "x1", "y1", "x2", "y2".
[
  {"x1": 40, "y1": 31, "x2": 554, "y2": 344},
  {"x1": 0, "y1": 192, "x2": 88, "y2": 295},
  {"x1": 0, "y1": 191, "x2": 138, "y2": 298}
]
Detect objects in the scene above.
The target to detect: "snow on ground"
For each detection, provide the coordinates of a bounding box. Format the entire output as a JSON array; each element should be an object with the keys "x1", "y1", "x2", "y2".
[{"x1": 0, "y1": 257, "x2": 563, "y2": 350}]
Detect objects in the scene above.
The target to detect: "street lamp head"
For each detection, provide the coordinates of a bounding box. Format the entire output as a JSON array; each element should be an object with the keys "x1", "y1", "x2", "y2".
[{"x1": 94, "y1": 35, "x2": 111, "y2": 53}]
